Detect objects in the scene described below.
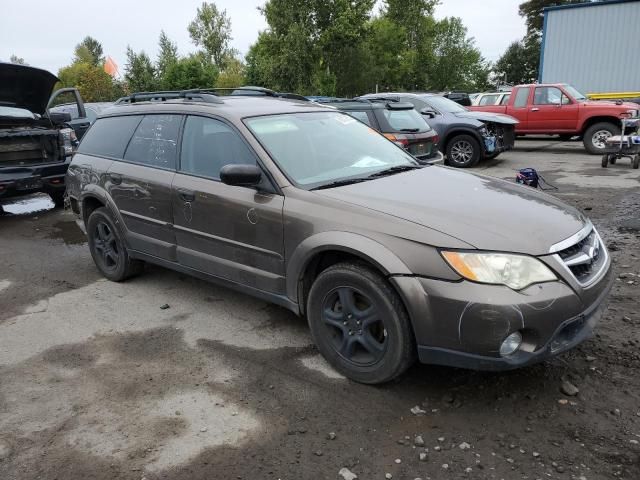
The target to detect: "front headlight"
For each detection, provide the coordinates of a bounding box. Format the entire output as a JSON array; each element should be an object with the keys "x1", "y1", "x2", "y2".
[{"x1": 441, "y1": 251, "x2": 556, "y2": 290}]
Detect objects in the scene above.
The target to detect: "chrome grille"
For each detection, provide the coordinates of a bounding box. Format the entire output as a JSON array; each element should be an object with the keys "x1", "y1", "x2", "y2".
[{"x1": 553, "y1": 226, "x2": 608, "y2": 286}]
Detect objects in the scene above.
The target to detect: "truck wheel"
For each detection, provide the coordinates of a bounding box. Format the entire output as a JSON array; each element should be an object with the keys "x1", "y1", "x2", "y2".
[
  {"x1": 601, "y1": 155, "x2": 609, "y2": 168},
  {"x1": 87, "y1": 207, "x2": 143, "y2": 282},
  {"x1": 50, "y1": 191, "x2": 66, "y2": 208},
  {"x1": 583, "y1": 122, "x2": 620, "y2": 155},
  {"x1": 633, "y1": 155, "x2": 639, "y2": 169},
  {"x1": 306, "y1": 262, "x2": 416, "y2": 384},
  {"x1": 446, "y1": 135, "x2": 481, "y2": 168}
]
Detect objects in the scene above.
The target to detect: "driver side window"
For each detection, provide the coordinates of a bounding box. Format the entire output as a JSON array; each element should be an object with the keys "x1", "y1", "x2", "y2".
[
  {"x1": 180, "y1": 116, "x2": 257, "y2": 180},
  {"x1": 534, "y1": 87, "x2": 565, "y2": 105}
]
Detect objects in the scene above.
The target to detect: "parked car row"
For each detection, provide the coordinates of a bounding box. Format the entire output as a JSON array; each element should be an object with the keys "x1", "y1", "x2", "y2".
[{"x1": 469, "y1": 83, "x2": 640, "y2": 154}]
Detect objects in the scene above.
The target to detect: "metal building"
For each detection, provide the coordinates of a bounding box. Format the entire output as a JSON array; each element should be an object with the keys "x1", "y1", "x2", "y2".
[{"x1": 539, "y1": 0, "x2": 640, "y2": 98}]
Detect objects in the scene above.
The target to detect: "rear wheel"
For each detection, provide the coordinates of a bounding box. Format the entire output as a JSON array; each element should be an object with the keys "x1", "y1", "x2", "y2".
[
  {"x1": 583, "y1": 122, "x2": 620, "y2": 155},
  {"x1": 446, "y1": 134, "x2": 481, "y2": 168},
  {"x1": 307, "y1": 262, "x2": 416, "y2": 384},
  {"x1": 50, "y1": 191, "x2": 65, "y2": 208},
  {"x1": 601, "y1": 154, "x2": 609, "y2": 168},
  {"x1": 87, "y1": 207, "x2": 143, "y2": 281},
  {"x1": 633, "y1": 155, "x2": 640, "y2": 169}
]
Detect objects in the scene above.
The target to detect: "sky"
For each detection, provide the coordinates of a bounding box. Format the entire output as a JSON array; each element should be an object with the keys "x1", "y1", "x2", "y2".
[{"x1": 0, "y1": 0, "x2": 526, "y2": 75}]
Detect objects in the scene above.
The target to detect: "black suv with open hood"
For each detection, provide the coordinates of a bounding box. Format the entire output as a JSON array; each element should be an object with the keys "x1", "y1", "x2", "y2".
[{"x1": 0, "y1": 63, "x2": 85, "y2": 208}]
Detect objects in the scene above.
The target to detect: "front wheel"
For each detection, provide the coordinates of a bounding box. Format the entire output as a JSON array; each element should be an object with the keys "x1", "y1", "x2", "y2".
[
  {"x1": 633, "y1": 155, "x2": 640, "y2": 169},
  {"x1": 87, "y1": 207, "x2": 143, "y2": 282},
  {"x1": 446, "y1": 134, "x2": 481, "y2": 168},
  {"x1": 307, "y1": 262, "x2": 416, "y2": 384},
  {"x1": 601, "y1": 154, "x2": 609, "y2": 168},
  {"x1": 583, "y1": 122, "x2": 620, "y2": 155}
]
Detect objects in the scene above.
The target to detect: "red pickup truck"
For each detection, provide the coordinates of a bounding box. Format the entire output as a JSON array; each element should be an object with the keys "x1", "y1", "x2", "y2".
[{"x1": 469, "y1": 83, "x2": 640, "y2": 154}]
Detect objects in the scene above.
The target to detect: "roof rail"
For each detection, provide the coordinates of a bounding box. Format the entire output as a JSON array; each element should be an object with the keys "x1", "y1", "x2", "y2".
[
  {"x1": 115, "y1": 90, "x2": 224, "y2": 105},
  {"x1": 115, "y1": 86, "x2": 311, "y2": 105}
]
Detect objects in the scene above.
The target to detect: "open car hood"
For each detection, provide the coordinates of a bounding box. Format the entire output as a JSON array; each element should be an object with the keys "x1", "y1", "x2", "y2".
[
  {"x1": 455, "y1": 110, "x2": 519, "y2": 125},
  {"x1": 0, "y1": 63, "x2": 59, "y2": 115}
]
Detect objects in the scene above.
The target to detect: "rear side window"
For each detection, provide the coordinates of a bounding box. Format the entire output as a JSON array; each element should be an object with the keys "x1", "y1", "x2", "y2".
[
  {"x1": 500, "y1": 94, "x2": 511, "y2": 105},
  {"x1": 180, "y1": 116, "x2": 256, "y2": 179},
  {"x1": 77, "y1": 115, "x2": 142, "y2": 158},
  {"x1": 345, "y1": 110, "x2": 372, "y2": 127},
  {"x1": 513, "y1": 88, "x2": 530, "y2": 108},
  {"x1": 124, "y1": 114, "x2": 182, "y2": 170},
  {"x1": 478, "y1": 95, "x2": 498, "y2": 106},
  {"x1": 382, "y1": 109, "x2": 429, "y2": 131}
]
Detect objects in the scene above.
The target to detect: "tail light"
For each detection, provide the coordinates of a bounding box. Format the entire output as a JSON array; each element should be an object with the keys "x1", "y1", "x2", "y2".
[
  {"x1": 383, "y1": 133, "x2": 409, "y2": 147},
  {"x1": 433, "y1": 134, "x2": 440, "y2": 146},
  {"x1": 59, "y1": 128, "x2": 78, "y2": 156}
]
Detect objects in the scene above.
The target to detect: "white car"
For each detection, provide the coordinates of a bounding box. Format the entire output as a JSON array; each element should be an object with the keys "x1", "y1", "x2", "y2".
[{"x1": 472, "y1": 92, "x2": 511, "y2": 107}]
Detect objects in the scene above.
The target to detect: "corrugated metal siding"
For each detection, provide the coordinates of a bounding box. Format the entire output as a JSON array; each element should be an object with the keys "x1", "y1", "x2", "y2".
[{"x1": 541, "y1": 1, "x2": 640, "y2": 93}]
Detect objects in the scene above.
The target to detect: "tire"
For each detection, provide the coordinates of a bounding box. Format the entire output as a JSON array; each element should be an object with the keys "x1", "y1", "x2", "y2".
[
  {"x1": 49, "y1": 191, "x2": 66, "y2": 208},
  {"x1": 601, "y1": 154, "x2": 609, "y2": 168},
  {"x1": 446, "y1": 134, "x2": 481, "y2": 168},
  {"x1": 87, "y1": 207, "x2": 143, "y2": 282},
  {"x1": 307, "y1": 262, "x2": 416, "y2": 384},
  {"x1": 583, "y1": 122, "x2": 620, "y2": 155},
  {"x1": 633, "y1": 155, "x2": 640, "y2": 169}
]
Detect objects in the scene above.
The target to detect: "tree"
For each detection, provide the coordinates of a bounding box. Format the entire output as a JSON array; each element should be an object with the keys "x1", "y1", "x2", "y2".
[
  {"x1": 188, "y1": 2, "x2": 235, "y2": 68},
  {"x1": 9, "y1": 54, "x2": 26, "y2": 65},
  {"x1": 216, "y1": 56, "x2": 245, "y2": 88},
  {"x1": 494, "y1": 40, "x2": 537, "y2": 85},
  {"x1": 163, "y1": 53, "x2": 218, "y2": 90},
  {"x1": 124, "y1": 47, "x2": 157, "y2": 92},
  {"x1": 74, "y1": 36, "x2": 104, "y2": 66},
  {"x1": 58, "y1": 62, "x2": 115, "y2": 101},
  {"x1": 157, "y1": 30, "x2": 179, "y2": 86}
]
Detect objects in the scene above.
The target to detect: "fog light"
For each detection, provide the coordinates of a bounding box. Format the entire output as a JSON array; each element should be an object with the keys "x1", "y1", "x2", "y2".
[{"x1": 499, "y1": 332, "x2": 523, "y2": 357}]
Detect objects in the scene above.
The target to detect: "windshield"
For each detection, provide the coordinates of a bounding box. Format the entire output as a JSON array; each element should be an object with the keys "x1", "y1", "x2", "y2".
[
  {"x1": 420, "y1": 95, "x2": 468, "y2": 113},
  {"x1": 563, "y1": 85, "x2": 587, "y2": 101},
  {"x1": 0, "y1": 106, "x2": 36, "y2": 119},
  {"x1": 245, "y1": 112, "x2": 418, "y2": 189},
  {"x1": 382, "y1": 108, "x2": 430, "y2": 131}
]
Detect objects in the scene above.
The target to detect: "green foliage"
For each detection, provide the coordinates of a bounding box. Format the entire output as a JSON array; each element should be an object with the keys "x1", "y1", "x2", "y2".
[
  {"x1": 124, "y1": 47, "x2": 158, "y2": 92},
  {"x1": 216, "y1": 57, "x2": 246, "y2": 88},
  {"x1": 57, "y1": 62, "x2": 115, "y2": 101},
  {"x1": 75, "y1": 36, "x2": 104, "y2": 66},
  {"x1": 245, "y1": 0, "x2": 490, "y2": 95},
  {"x1": 188, "y1": 2, "x2": 235, "y2": 68},
  {"x1": 162, "y1": 54, "x2": 218, "y2": 90},
  {"x1": 157, "y1": 30, "x2": 179, "y2": 83}
]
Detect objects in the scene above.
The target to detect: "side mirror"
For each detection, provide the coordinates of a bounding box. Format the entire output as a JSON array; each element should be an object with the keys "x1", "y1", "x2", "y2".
[
  {"x1": 421, "y1": 108, "x2": 437, "y2": 118},
  {"x1": 220, "y1": 164, "x2": 262, "y2": 187},
  {"x1": 48, "y1": 111, "x2": 72, "y2": 124}
]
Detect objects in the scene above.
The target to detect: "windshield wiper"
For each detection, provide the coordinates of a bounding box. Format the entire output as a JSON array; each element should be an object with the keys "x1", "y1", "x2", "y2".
[
  {"x1": 367, "y1": 165, "x2": 423, "y2": 178},
  {"x1": 400, "y1": 128, "x2": 420, "y2": 132},
  {"x1": 310, "y1": 177, "x2": 373, "y2": 191}
]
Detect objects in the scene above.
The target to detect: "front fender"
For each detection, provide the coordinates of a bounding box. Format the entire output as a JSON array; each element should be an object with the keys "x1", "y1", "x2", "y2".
[{"x1": 286, "y1": 231, "x2": 413, "y2": 302}]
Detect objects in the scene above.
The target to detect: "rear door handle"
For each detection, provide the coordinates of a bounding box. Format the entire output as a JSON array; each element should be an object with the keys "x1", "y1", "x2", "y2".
[
  {"x1": 178, "y1": 189, "x2": 196, "y2": 202},
  {"x1": 108, "y1": 173, "x2": 122, "y2": 185},
  {"x1": 531, "y1": 108, "x2": 540, "y2": 112}
]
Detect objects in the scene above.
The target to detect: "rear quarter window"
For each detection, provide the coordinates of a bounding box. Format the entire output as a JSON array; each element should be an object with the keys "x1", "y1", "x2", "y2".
[
  {"x1": 381, "y1": 109, "x2": 429, "y2": 132},
  {"x1": 77, "y1": 115, "x2": 143, "y2": 158}
]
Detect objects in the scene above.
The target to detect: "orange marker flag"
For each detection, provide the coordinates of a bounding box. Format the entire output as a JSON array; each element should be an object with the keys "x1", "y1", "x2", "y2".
[{"x1": 104, "y1": 56, "x2": 118, "y2": 77}]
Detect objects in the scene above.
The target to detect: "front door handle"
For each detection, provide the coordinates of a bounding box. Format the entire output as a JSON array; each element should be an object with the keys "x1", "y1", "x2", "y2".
[
  {"x1": 108, "y1": 173, "x2": 122, "y2": 185},
  {"x1": 177, "y1": 189, "x2": 196, "y2": 202},
  {"x1": 531, "y1": 107, "x2": 540, "y2": 112}
]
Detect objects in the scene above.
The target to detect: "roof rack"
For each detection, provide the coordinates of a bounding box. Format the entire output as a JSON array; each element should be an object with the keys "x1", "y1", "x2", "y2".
[{"x1": 115, "y1": 86, "x2": 311, "y2": 105}]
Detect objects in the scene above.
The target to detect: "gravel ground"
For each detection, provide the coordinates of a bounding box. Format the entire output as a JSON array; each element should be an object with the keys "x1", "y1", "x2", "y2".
[{"x1": 0, "y1": 138, "x2": 638, "y2": 480}]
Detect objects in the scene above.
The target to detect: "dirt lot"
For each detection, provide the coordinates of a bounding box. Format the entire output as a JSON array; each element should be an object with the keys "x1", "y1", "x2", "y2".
[{"x1": 1, "y1": 138, "x2": 639, "y2": 480}]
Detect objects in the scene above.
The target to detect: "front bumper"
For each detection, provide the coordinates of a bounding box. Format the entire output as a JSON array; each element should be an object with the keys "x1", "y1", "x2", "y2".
[
  {"x1": 0, "y1": 158, "x2": 70, "y2": 200},
  {"x1": 390, "y1": 264, "x2": 613, "y2": 371}
]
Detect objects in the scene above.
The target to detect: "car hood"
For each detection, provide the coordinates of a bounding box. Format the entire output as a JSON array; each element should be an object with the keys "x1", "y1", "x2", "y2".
[
  {"x1": 316, "y1": 167, "x2": 586, "y2": 255},
  {"x1": 0, "y1": 63, "x2": 59, "y2": 115},
  {"x1": 455, "y1": 110, "x2": 519, "y2": 125}
]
